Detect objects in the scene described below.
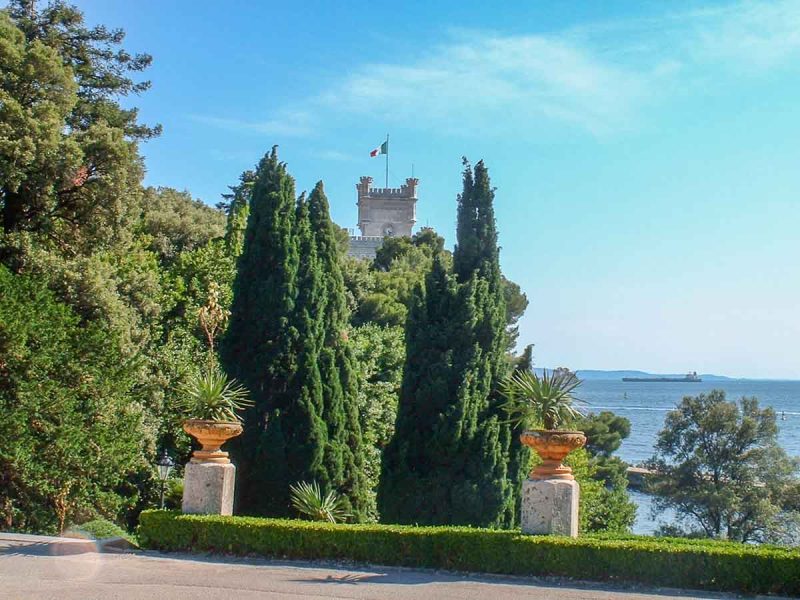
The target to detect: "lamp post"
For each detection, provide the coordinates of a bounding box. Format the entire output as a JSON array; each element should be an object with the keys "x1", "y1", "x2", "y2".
[{"x1": 156, "y1": 450, "x2": 175, "y2": 509}]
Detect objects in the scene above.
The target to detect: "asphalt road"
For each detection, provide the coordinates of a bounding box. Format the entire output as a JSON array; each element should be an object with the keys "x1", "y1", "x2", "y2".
[{"x1": 0, "y1": 533, "x2": 779, "y2": 600}]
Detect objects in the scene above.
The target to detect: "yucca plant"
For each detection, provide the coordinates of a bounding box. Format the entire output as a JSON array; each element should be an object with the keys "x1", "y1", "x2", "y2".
[
  {"x1": 180, "y1": 365, "x2": 253, "y2": 422},
  {"x1": 289, "y1": 481, "x2": 350, "y2": 523},
  {"x1": 500, "y1": 368, "x2": 584, "y2": 430}
]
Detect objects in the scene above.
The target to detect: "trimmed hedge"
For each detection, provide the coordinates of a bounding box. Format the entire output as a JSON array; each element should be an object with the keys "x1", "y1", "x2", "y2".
[{"x1": 138, "y1": 510, "x2": 800, "y2": 596}]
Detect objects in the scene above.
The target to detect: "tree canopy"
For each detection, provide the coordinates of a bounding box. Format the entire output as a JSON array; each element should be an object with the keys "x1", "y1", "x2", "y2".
[{"x1": 647, "y1": 390, "x2": 800, "y2": 543}]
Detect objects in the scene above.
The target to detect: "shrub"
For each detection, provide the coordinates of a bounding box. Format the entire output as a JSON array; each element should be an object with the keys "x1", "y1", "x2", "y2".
[
  {"x1": 67, "y1": 518, "x2": 137, "y2": 545},
  {"x1": 138, "y1": 510, "x2": 800, "y2": 595},
  {"x1": 290, "y1": 481, "x2": 350, "y2": 523}
]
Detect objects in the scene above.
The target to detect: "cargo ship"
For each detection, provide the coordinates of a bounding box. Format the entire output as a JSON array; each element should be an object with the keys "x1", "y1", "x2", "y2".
[{"x1": 622, "y1": 371, "x2": 702, "y2": 383}]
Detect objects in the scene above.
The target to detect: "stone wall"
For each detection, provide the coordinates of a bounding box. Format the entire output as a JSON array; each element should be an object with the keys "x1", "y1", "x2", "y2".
[
  {"x1": 347, "y1": 236, "x2": 383, "y2": 260},
  {"x1": 356, "y1": 176, "x2": 418, "y2": 237}
]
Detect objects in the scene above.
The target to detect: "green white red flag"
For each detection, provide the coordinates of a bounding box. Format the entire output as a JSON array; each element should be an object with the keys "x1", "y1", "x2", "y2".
[{"x1": 370, "y1": 140, "x2": 388, "y2": 157}]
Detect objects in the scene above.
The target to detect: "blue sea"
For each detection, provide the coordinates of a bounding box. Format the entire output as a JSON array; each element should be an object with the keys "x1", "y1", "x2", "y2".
[{"x1": 578, "y1": 379, "x2": 800, "y2": 534}]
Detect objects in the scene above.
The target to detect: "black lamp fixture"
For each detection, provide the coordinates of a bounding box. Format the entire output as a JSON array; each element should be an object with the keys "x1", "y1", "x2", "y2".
[{"x1": 155, "y1": 450, "x2": 175, "y2": 509}]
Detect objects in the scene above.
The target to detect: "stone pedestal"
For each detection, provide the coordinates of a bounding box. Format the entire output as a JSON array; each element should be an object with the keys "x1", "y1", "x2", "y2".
[
  {"x1": 520, "y1": 478, "x2": 579, "y2": 537},
  {"x1": 182, "y1": 462, "x2": 236, "y2": 515}
]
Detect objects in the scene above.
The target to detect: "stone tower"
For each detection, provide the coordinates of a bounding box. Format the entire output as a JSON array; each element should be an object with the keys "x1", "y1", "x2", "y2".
[{"x1": 356, "y1": 176, "x2": 418, "y2": 237}]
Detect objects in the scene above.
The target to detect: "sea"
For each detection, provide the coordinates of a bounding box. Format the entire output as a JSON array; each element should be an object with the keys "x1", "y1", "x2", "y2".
[{"x1": 578, "y1": 379, "x2": 800, "y2": 535}]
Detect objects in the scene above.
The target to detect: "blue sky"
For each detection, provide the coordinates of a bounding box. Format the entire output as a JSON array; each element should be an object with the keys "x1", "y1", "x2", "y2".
[{"x1": 69, "y1": 1, "x2": 800, "y2": 379}]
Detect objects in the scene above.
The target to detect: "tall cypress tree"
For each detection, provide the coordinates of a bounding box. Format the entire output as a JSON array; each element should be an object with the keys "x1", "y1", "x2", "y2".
[
  {"x1": 379, "y1": 160, "x2": 519, "y2": 527},
  {"x1": 222, "y1": 153, "x2": 368, "y2": 518},
  {"x1": 454, "y1": 159, "x2": 526, "y2": 524},
  {"x1": 377, "y1": 255, "x2": 460, "y2": 523},
  {"x1": 307, "y1": 181, "x2": 369, "y2": 520},
  {"x1": 222, "y1": 147, "x2": 305, "y2": 515}
]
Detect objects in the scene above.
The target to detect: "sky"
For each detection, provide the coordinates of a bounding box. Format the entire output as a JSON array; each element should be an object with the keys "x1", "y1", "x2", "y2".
[{"x1": 63, "y1": 0, "x2": 800, "y2": 379}]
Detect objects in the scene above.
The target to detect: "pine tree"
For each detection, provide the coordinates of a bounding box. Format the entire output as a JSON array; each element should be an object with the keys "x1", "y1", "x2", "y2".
[{"x1": 379, "y1": 159, "x2": 521, "y2": 527}]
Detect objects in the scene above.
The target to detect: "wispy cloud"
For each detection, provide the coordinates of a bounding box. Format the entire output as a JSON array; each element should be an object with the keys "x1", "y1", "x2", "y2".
[
  {"x1": 194, "y1": 1, "x2": 800, "y2": 139},
  {"x1": 189, "y1": 110, "x2": 313, "y2": 137},
  {"x1": 687, "y1": 0, "x2": 800, "y2": 70},
  {"x1": 317, "y1": 33, "x2": 649, "y2": 136}
]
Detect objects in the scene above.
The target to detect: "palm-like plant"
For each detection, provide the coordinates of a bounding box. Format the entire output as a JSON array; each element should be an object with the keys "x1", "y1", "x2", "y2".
[
  {"x1": 289, "y1": 481, "x2": 350, "y2": 523},
  {"x1": 180, "y1": 365, "x2": 253, "y2": 422},
  {"x1": 500, "y1": 368, "x2": 584, "y2": 430}
]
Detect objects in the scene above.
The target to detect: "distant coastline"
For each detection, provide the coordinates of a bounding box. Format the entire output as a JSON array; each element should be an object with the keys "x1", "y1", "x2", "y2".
[
  {"x1": 534, "y1": 369, "x2": 740, "y2": 382},
  {"x1": 534, "y1": 369, "x2": 799, "y2": 382}
]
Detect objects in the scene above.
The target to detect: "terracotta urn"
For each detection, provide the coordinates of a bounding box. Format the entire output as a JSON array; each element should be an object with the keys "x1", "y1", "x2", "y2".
[
  {"x1": 182, "y1": 419, "x2": 243, "y2": 464},
  {"x1": 520, "y1": 430, "x2": 587, "y2": 481}
]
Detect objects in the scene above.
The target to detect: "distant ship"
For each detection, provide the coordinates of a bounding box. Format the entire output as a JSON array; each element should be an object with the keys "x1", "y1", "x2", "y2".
[{"x1": 622, "y1": 371, "x2": 702, "y2": 383}]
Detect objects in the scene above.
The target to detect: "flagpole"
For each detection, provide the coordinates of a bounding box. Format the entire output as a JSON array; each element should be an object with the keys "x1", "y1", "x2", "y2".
[{"x1": 385, "y1": 133, "x2": 389, "y2": 188}]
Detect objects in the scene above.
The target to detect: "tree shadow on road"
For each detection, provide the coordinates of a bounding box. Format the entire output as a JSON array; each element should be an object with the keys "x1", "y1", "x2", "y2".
[
  {"x1": 0, "y1": 539, "x2": 98, "y2": 558},
  {"x1": 286, "y1": 565, "x2": 736, "y2": 599},
  {"x1": 131, "y1": 550, "x2": 739, "y2": 599}
]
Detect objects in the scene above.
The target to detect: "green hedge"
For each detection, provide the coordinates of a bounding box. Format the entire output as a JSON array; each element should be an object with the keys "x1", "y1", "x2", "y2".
[{"x1": 138, "y1": 510, "x2": 800, "y2": 596}]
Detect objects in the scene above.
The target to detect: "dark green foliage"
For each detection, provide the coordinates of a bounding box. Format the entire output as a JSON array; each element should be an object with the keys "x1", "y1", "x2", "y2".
[
  {"x1": 576, "y1": 411, "x2": 631, "y2": 458},
  {"x1": 573, "y1": 412, "x2": 635, "y2": 530},
  {"x1": 569, "y1": 450, "x2": 636, "y2": 533},
  {"x1": 575, "y1": 410, "x2": 635, "y2": 487},
  {"x1": 501, "y1": 275, "x2": 528, "y2": 349},
  {"x1": 221, "y1": 147, "x2": 304, "y2": 516},
  {"x1": 0, "y1": 266, "x2": 147, "y2": 533},
  {"x1": 138, "y1": 510, "x2": 800, "y2": 596},
  {"x1": 0, "y1": 3, "x2": 241, "y2": 535},
  {"x1": 343, "y1": 225, "x2": 525, "y2": 346},
  {"x1": 7, "y1": 0, "x2": 160, "y2": 140},
  {"x1": 453, "y1": 159, "x2": 499, "y2": 282},
  {"x1": 647, "y1": 390, "x2": 800, "y2": 543},
  {"x1": 373, "y1": 236, "x2": 414, "y2": 271},
  {"x1": 380, "y1": 160, "x2": 519, "y2": 528},
  {"x1": 373, "y1": 228, "x2": 445, "y2": 272},
  {"x1": 513, "y1": 344, "x2": 534, "y2": 372},
  {"x1": 222, "y1": 151, "x2": 367, "y2": 520},
  {"x1": 378, "y1": 256, "x2": 467, "y2": 523},
  {"x1": 307, "y1": 182, "x2": 369, "y2": 521},
  {"x1": 2, "y1": 2, "x2": 154, "y2": 262}
]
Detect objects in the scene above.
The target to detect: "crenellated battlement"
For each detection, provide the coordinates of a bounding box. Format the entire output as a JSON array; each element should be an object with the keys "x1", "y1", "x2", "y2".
[
  {"x1": 354, "y1": 175, "x2": 419, "y2": 241},
  {"x1": 357, "y1": 177, "x2": 419, "y2": 200}
]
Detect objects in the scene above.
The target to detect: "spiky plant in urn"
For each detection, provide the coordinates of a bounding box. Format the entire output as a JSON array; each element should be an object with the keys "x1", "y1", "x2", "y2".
[
  {"x1": 500, "y1": 368, "x2": 586, "y2": 480},
  {"x1": 181, "y1": 283, "x2": 253, "y2": 464}
]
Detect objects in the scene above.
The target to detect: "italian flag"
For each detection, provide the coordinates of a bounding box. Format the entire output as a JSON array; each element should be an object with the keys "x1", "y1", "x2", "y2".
[{"x1": 370, "y1": 140, "x2": 388, "y2": 157}]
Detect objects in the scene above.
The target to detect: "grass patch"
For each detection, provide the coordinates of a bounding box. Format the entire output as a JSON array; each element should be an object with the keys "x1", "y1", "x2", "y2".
[
  {"x1": 67, "y1": 518, "x2": 138, "y2": 546},
  {"x1": 138, "y1": 510, "x2": 800, "y2": 595}
]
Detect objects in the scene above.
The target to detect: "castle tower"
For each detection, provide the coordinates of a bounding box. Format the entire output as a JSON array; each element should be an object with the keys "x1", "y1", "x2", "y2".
[{"x1": 356, "y1": 176, "x2": 418, "y2": 237}]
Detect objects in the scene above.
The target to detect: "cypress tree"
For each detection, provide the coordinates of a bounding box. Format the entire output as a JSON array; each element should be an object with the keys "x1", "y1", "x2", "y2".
[
  {"x1": 379, "y1": 159, "x2": 521, "y2": 527},
  {"x1": 307, "y1": 181, "x2": 369, "y2": 520},
  {"x1": 222, "y1": 153, "x2": 368, "y2": 518},
  {"x1": 219, "y1": 149, "x2": 309, "y2": 514},
  {"x1": 222, "y1": 147, "x2": 305, "y2": 515},
  {"x1": 378, "y1": 255, "x2": 454, "y2": 522},
  {"x1": 454, "y1": 160, "x2": 525, "y2": 525}
]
